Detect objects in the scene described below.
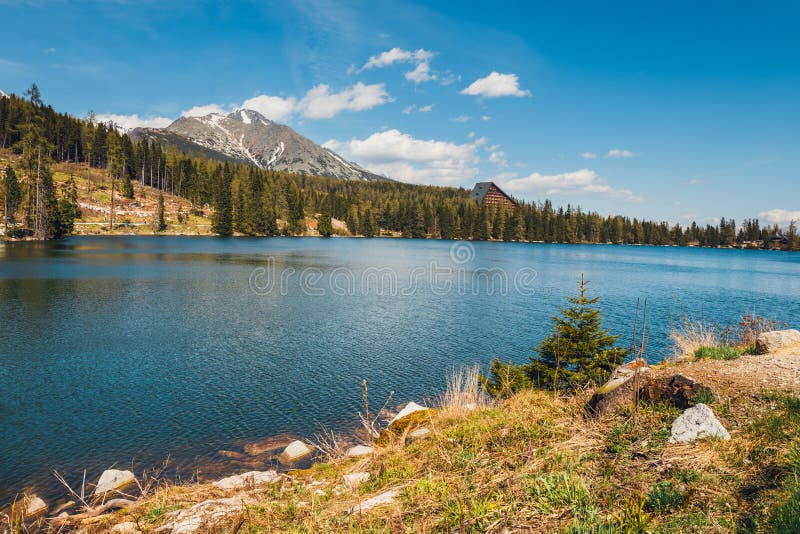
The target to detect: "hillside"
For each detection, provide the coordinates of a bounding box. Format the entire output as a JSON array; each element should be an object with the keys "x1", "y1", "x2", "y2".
[{"x1": 11, "y1": 334, "x2": 800, "y2": 533}]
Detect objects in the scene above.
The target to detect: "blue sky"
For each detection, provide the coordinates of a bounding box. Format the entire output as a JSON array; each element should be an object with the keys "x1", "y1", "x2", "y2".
[{"x1": 1, "y1": 0, "x2": 799, "y2": 226}]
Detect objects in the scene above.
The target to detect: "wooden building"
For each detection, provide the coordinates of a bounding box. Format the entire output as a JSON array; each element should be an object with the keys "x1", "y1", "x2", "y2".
[{"x1": 469, "y1": 182, "x2": 517, "y2": 209}]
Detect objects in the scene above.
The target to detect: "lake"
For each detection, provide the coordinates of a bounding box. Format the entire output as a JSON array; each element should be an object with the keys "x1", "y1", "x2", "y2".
[{"x1": 1, "y1": 236, "x2": 799, "y2": 502}]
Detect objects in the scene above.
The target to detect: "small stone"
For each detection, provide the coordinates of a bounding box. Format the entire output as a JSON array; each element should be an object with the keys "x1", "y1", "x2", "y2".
[
  {"x1": 23, "y1": 495, "x2": 47, "y2": 517},
  {"x1": 212, "y1": 470, "x2": 280, "y2": 490},
  {"x1": 670, "y1": 403, "x2": 730, "y2": 444},
  {"x1": 408, "y1": 427, "x2": 431, "y2": 441},
  {"x1": 243, "y1": 436, "x2": 295, "y2": 456},
  {"x1": 755, "y1": 329, "x2": 800, "y2": 354},
  {"x1": 350, "y1": 488, "x2": 400, "y2": 513},
  {"x1": 95, "y1": 469, "x2": 137, "y2": 497},
  {"x1": 111, "y1": 522, "x2": 141, "y2": 534},
  {"x1": 278, "y1": 440, "x2": 314, "y2": 465},
  {"x1": 388, "y1": 402, "x2": 429, "y2": 428},
  {"x1": 343, "y1": 472, "x2": 370, "y2": 490},
  {"x1": 346, "y1": 445, "x2": 373, "y2": 457}
]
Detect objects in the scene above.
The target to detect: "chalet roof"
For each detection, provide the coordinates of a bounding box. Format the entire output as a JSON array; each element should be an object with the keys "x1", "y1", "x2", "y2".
[{"x1": 469, "y1": 181, "x2": 515, "y2": 205}]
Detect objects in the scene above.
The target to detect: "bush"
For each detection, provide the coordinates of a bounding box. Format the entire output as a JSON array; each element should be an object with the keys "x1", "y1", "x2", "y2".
[
  {"x1": 694, "y1": 345, "x2": 742, "y2": 361},
  {"x1": 645, "y1": 481, "x2": 684, "y2": 511}
]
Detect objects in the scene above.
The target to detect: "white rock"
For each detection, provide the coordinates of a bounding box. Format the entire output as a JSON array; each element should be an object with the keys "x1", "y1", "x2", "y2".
[
  {"x1": 343, "y1": 472, "x2": 370, "y2": 490},
  {"x1": 408, "y1": 427, "x2": 431, "y2": 441},
  {"x1": 24, "y1": 495, "x2": 47, "y2": 517},
  {"x1": 388, "y1": 402, "x2": 429, "y2": 428},
  {"x1": 670, "y1": 403, "x2": 731, "y2": 444},
  {"x1": 212, "y1": 470, "x2": 280, "y2": 490},
  {"x1": 346, "y1": 445, "x2": 373, "y2": 457},
  {"x1": 350, "y1": 488, "x2": 400, "y2": 513},
  {"x1": 111, "y1": 522, "x2": 141, "y2": 534},
  {"x1": 756, "y1": 329, "x2": 800, "y2": 354},
  {"x1": 95, "y1": 469, "x2": 137, "y2": 496},
  {"x1": 278, "y1": 440, "x2": 313, "y2": 465},
  {"x1": 161, "y1": 496, "x2": 251, "y2": 533}
]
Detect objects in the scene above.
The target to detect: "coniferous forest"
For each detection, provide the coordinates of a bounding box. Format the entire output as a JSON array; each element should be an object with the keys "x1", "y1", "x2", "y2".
[{"x1": 1, "y1": 86, "x2": 798, "y2": 250}]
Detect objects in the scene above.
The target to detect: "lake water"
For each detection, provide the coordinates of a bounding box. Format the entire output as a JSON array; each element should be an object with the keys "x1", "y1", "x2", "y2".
[{"x1": 1, "y1": 237, "x2": 799, "y2": 502}]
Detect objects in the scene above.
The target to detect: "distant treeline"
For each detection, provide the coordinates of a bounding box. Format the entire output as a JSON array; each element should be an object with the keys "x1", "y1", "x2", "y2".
[{"x1": 1, "y1": 86, "x2": 797, "y2": 249}]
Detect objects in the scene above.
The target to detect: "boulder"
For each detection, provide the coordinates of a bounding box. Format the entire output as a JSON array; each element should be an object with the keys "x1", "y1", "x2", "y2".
[
  {"x1": 388, "y1": 402, "x2": 429, "y2": 429},
  {"x1": 669, "y1": 403, "x2": 730, "y2": 444},
  {"x1": 278, "y1": 440, "x2": 313, "y2": 465},
  {"x1": 159, "y1": 495, "x2": 254, "y2": 533},
  {"x1": 243, "y1": 436, "x2": 295, "y2": 456},
  {"x1": 640, "y1": 374, "x2": 714, "y2": 409},
  {"x1": 346, "y1": 445, "x2": 373, "y2": 458},
  {"x1": 755, "y1": 329, "x2": 800, "y2": 355},
  {"x1": 23, "y1": 495, "x2": 47, "y2": 517},
  {"x1": 212, "y1": 470, "x2": 280, "y2": 490},
  {"x1": 350, "y1": 488, "x2": 400, "y2": 513},
  {"x1": 342, "y1": 472, "x2": 370, "y2": 490},
  {"x1": 95, "y1": 469, "x2": 137, "y2": 497},
  {"x1": 586, "y1": 360, "x2": 652, "y2": 416}
]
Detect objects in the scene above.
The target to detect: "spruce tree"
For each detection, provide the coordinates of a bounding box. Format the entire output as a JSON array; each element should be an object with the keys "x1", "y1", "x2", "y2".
[
  {"x1": 155, "y1": 191, "x2": 167, "y2": 232},
  {"x1": 527, "y1": 275, "x2": 627, "y2": 391},
  {"x1": 212, "y1": 169, "x2": 233, "y2": 236},
  {"x1": 317, "y1": 195, "x2": 333, "y2": 237}
]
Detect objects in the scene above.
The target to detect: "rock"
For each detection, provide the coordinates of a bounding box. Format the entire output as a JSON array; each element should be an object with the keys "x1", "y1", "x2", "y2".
[
  {"x1": 586, "y1": 360, "x2": 652, "y2": 416},
  {"x1": 111, "y1": 522, "x2": 141, "y2": 534},
  {"x1": 350, "y1": 488, "x2": 400, "y2": 513},
  {"x1": 669, "y1": 403, "x2": 731, "y2": 444},
  {"x1": 346, "y1": 445, "x2": 373, "y2": 458},
  {"x1": 342, "y1": 472, "x2": 370, "y2": 490},
  {"x1": 217, "y1": 449, "x2": 246, "y2": 460},
  {"x1": 278, "y1": 440, "x2": 313, "y2": 465},
  {"x1": 640, "y1": 374, "x2": 714, "y2": 409},
  {"x1": 755, "y1": 329, "x2": 800, "y2": 354},
  {"x1": 23, "y1": 495, "x2": 47, "y2": 517},
  {"x1": 212, "y1": 470, "x2": 280, "y2": 490},
  {"x1": 408, "y1": 427, "x2": 432, "y2": 441},
  {"x1": 95, "y1": 469, "x2": 137, "y2": 497},
  {"x1": 243, "y1": 436, "x2": 295, "y2": 456},
  {"x1": 387, "y1": 402, "x2": 429, "y2": 430},
  {"x1": 159, "y1": 496, "x2": 254, "y2": 533}
]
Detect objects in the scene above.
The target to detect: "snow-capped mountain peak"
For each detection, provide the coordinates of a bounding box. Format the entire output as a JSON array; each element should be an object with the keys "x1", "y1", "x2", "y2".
[{"x1": 130, "y1": 109, "x2": 387, "y2": 181}]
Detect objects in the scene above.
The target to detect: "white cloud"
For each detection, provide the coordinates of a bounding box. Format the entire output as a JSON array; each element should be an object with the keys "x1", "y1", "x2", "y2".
[
  {"x1": 360, "y1": 48, "x2": 434, "y2": 70},
  {"x1": 606, "y1": 149, "x2": 637, "y2": 158},
  {"x1": 489, "y1": 151, "x2": 508, "y2": 168},
  {"x1": 581, "y1": 152, "x2": 597, "y2": 159},
  {"x1": 240, "y1": 94, "x2": 297, "y2": 122},
  {"x1": 181, "y1": 104, "x2": 229, "y2": 117},
  {"x1": 481, "y1": 115, "x2": 491, "y2": 121},
  {"x1": 94, "y1": 113, "x2": 172, "y2": 130},
  {"x1": 297, "y1": 82, "x2": 391, "y2": 119},
  {"x1": 359, "y1": 47, "x2": 439, "y2": 85},
  {"x1": 461, "y1": 72, "x2": 531, "y2": 98},
  {"x1": 324, "y1": 129, "x2": 481, "y2": 186},
  {"x1": 501, "y1": 168, "x2": 642, "y2": 201},
  {"x1": 402, "y1": 104, "x2": 433, "y2": 114},
  {"x1": 405, "y1": 61, "x2": 436, "y2": 83},
  {"x1": 759, "y1": 209, "x2": 800, "y2": 225},
  {"x1": 450, "y1": 115, "x2": 472, "y2": 123},
  {"x1": 688, "y1": 178, "x2": 703, "y2": 185}
]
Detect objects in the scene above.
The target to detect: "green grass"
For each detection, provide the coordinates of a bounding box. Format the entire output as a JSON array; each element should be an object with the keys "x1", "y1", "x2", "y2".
[
  {"x1": 645, "y1": 481, "x2": 684, "y2": 512},
  {"x1": 694, "y1": 345, "x2": 744, "y2": 360}
]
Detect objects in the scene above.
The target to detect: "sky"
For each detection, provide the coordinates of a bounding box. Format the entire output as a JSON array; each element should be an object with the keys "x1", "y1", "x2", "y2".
[{"x1": 1, "y1": 0, "x2": 799, "y2": 226}]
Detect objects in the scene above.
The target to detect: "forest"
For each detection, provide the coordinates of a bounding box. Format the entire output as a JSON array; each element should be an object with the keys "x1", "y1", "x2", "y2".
[{"x1": 1, "y1": 85, "x2": 798, "y2": 250}]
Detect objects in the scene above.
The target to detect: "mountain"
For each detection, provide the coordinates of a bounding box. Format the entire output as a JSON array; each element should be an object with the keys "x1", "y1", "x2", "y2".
[{"x1": 131, "y1": 109, "x2": 388, "y2": 182}]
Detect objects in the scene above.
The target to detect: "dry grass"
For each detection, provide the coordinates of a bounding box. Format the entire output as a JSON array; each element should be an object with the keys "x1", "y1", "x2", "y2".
[
  {"x1": 438, "y1": 365, "x2": 490, "y2": 414},
  {"x1": 669, "y1": 316, "x2": 721, "y2": 359}
]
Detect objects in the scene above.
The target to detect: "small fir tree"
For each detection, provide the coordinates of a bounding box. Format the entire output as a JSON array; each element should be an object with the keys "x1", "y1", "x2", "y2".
[
  {"x1": 155, "y1": 191, "x2": 167, "y2": 232},
  {"x1": 528, "y1": 275, "x2": 627, "y2": 391}
]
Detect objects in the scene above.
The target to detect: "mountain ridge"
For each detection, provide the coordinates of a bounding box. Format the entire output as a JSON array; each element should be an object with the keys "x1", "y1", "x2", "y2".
[{"x1": 131, "y1": 109, "x2": 389, "y2": 182}]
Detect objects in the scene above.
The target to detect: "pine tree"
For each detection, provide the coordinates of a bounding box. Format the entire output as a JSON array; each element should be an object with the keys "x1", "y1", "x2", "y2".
[
  {"x1": 2, "y1": 166, "x2": 21, "y2": 234},
  {"x1": 317, "y1": 195, "x2": 333, "y2": 237},
  {"x1": 527, "y1": 275, "x2": 627, "y2": 391},
  {"x1": 212, "y1": 168, "x2": 233, "y2": 236},
  {"x1": 155, "y1": 191, "x2": 167, "y2": 232}
]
